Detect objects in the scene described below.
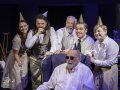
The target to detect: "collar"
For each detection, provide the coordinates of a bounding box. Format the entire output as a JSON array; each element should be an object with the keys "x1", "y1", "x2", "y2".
[
  {"x1": 76, "y1": 35, "x2": 87, "y2": 42},
  {"x1": 98, "y1": 36, "x2": 109, "y2": 45},
  {"x1": 97, "y1": 36, "x2": 109, "y2": 48},
  {"x1": 66, "y1": 62, "x2": 80, "y2": 74}
]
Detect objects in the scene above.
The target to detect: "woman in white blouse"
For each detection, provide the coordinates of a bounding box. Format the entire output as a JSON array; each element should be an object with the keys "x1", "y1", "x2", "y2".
[
  {"x1": 88, "y1": 24, "x2": 119, "y2": 90},
  {"x1": 25, "y1": 13, "x2": 57, "y2": 90}
]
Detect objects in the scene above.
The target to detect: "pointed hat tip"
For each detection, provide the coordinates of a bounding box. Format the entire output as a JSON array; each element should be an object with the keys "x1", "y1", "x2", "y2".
[
  {"x1": 97, "y1": 16, "x2": 103, "y2": 25},
  {"x1": 42, "y1": 11, "x2": 48, "y2": 17},
  {"x1": 79, "y1": 14, "x2": 84, "y2": 23},
  {"x1": 19, "y1": 12, "x2": 24, "y2": 21}
]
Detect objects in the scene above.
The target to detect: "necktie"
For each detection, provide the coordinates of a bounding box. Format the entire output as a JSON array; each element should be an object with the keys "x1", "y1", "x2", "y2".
[{"x1": 77, "y1": 39, "x2": 81, "y2": 52}]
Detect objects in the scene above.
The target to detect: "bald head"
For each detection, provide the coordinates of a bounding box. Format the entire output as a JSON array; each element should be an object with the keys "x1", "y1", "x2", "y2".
[{"x1": 67, "y1": 50, "x2": 81, "y2": 58}]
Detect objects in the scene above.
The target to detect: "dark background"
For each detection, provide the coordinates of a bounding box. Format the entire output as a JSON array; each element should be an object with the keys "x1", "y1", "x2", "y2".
[{"x1": 0, "y1": 3, "x2": 119, "y2": 50}]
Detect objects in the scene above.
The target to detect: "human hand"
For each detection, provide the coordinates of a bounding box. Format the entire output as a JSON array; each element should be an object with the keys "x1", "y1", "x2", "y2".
[
  {"x1": 62, "y1": 49, "x2": 69, "y2": 54},
  {"x1": 89, "y1": 56, "x2": 95, "y2": 63},
  {"x1": 54, "y1": 50, "x2": 62, "y2": 54},
  {"x1": 44, "y1": 51, "x2": 53, "y2": 57},
  {"x1": 38, "y1": 28, "x2": 44, "y2": 34},
  {"x1": 17, "y1": 61, "x2": 22, "y2": 67}
]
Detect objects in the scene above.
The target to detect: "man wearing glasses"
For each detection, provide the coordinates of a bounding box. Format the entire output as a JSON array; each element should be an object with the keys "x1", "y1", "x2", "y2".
[{"x1": 36, "y1": 50, "x2": 94, "y2": 90}]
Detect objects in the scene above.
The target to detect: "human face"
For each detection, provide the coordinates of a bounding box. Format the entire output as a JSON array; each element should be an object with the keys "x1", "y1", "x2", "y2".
[
  {"x1": 94, "y1": 27, "x2": 107, "y2": 42},
  {"x1": 66, "y1": 18, "x2": 75, "y2": 31},
  {"x1": 36, "y1": 18, "x2": 47, "y2": 29},
  {"x1": 76, "y1": 24, "x2": 87, "y2": 39},
  {"x1": 19, "y1": 22, "x2": 28, "y2": 34},
  {"x1": 66, "y1": 50, "x2": 80, "y2": 70}
]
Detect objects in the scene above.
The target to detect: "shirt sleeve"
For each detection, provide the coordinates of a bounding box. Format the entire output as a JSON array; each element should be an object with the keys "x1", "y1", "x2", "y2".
[
  {"x1": 50, "y1": 27, "x2": 57, "y2": 52},
  {"x1": 36, "y1": 67, "x2": 58, "y2": 90},
  {"x1": 25, "y1": 30, "x2": 38, "y2": 49},
  {"x1": 56, "y1": 28, "x2": 63, "y2": 50},
  {"x1": 12, "y1": 34, "x2": 21, "y2": 51},
  {"x1": 94, "y1": 41, "x2": 119, "y2": 67}
]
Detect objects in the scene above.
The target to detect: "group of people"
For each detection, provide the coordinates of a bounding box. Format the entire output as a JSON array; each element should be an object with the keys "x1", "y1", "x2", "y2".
[{"x1": 0, "y1": 11, "x2": 119, "y2": 90}]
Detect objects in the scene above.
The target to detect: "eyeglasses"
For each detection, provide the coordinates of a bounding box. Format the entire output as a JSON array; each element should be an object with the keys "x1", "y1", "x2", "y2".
[{"x1": 66, "y1": 56, "x2": 77, "y2": 60}]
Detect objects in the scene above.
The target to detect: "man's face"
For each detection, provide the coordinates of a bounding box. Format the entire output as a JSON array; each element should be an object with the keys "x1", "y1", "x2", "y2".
[
  {"x1": 36, "y1": 18, "x2": 47, "y2": 29},
  {"x1": 66, "y1": 18, "x2": 75, "y2": 31},
  {"x1": 76, "y1": 24, "x2": 87, "y2": 39},
  {"x1": 94, "y1": 27, "x2": 107, "y2": 41},
  {"x1": 66, "y1": 50, "x2": 80, "y2": 70}
]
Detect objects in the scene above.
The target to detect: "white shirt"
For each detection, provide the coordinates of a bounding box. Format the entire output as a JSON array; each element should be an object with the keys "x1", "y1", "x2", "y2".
[
  {"x1": 93, "y1": 36, "x2": 119, "y2": 66},
  {"x1": 56, "y1": 27, "x2": 77, "y2": 50},
  {"x1": 75, "y1": 35, "x2": 95, "y2": 55},
  {"x1": 25, "y1": 27, "x2": 57, "y2": 52},
  {"x1": 36, "y1": 63, "x2": 95, "y2": 90}
]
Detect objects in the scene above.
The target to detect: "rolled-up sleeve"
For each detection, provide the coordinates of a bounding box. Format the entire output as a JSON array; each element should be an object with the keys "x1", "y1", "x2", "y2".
[
  {"x1": 94, "y1": 41, "x2": 119, "y2": 67},
  {"x1": 12, "y1": 34, "x2": 21, "y2": 51},
  {"x1": 50, "y1": 27, "x2": 57, "y2": 52},
  {"x1": 56, "y1": 28, "x2": 63, "y2": 50},
  {"x1": 25, "y1": 30, "x2": 38, "y2": 49}
]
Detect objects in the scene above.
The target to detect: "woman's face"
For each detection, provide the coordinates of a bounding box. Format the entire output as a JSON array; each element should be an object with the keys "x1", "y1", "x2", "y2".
[
  {"x1": 94, "y1": 27, "x2": 107, "y2": 41},
  {"x1": 19, "y1": 22, "x2": 29, "y2": 34}
]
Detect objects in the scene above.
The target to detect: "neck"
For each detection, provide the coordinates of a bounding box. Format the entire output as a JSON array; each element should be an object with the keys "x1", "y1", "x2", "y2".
[
  {"x1": 22, "y1": 33, "x2": 27, "y2": 38},
  {"x1": 67, "y1": 67, "x2": 72, "y2": 73},
  {"x1": 99, "y1": 35, "x2": 107, "y2": 43}
]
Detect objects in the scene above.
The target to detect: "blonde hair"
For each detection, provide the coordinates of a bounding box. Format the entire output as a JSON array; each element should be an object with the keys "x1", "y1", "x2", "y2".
[{"x1": 93, "y1": 25, "x2": 107, "y2": 32}]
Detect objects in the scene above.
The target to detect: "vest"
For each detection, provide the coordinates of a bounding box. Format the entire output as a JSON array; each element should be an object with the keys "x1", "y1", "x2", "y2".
[{"x1": 30, "y1": 30, "x2": 51, "y2": 58}]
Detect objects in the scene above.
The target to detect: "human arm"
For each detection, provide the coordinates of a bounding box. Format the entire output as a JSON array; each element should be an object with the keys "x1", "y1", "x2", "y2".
[
  {"x1": 89, "y1": 41, "x2": 119, "y2": 67},
  {"x1": 25, "y1": 29, "x2": 44, "y2": 48},
  {"x1": 12, "y1": 35, "x2": 22, "y2": 66},
  {"x1": 49, "y1": 27, "x2": 57, "y2": 53}
]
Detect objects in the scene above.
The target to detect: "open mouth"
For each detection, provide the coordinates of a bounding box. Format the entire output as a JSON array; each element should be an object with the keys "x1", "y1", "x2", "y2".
[{"x1": 68, "y1": 62, "x2": 73, "y2": 65}]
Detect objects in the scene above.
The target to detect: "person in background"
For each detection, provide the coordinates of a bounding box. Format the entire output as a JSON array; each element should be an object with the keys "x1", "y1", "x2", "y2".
[
  {"x1": 25, "y1": 11, "x2": 57, "y2": 90},
  {"x1": 55, "y1": 16, "x2": 77, "y2": 54},
  {"x1": 36, "y1": 50, "x2": 95, "y2": 90},
  {"x1": 1, "y1": 12, "x2": 29, "y2": 90},
  {"x1": 88, "y1": 16, "x2": 119, "y2": 90}
]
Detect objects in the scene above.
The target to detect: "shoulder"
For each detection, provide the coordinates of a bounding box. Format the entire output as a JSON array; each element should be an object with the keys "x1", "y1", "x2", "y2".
[
  {"x1": 50, "y1": 27, "x2": 56, "y2": 32},
  {"x1": 107, "y1": 37, "x2": 119, "y2": 48},
  {"x1": 13, "y1": 34, "x2": 21, "y2": 42},
  {"x1": 54, "y1": 63, "x2": 67, "y2": 71},
  {"x1": 78, "y1": 62, "x2": 91, "y2": 72},
  {"x1": 86, "y1": 35, "x2": 94, "y2": 41},
  {"x1": 56, "y1": 27, "x2": 65, "y2": 32},
  {"x1": 28, "y1": 29, "x2": 34, "y2": 33}
]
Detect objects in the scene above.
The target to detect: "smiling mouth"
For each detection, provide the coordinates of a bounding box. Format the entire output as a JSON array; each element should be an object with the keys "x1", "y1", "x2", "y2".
[{"x1": 68, "y1": 63, "x2": 73, "y2": 65}]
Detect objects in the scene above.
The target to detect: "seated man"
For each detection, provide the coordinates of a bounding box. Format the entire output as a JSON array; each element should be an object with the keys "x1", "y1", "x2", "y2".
[{"x1": 36, "y1": 50, "x2": 95, "y2": 90}]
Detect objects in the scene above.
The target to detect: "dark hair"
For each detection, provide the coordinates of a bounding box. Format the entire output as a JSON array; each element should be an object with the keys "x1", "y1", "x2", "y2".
[
  {"x1": 75, "y1": 21, "x2": 88, "y2": 30},
  {"x1": 35, "y1": 14, "x2": 51, "y2": 30},
  {"x1": 18, "y1": 20, "x2": 29, "y2": 43}
]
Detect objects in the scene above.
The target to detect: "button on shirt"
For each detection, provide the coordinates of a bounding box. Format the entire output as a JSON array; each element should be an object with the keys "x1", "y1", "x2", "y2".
[
  {"x1": 93, "y1": 36, "x2": 119, "y2": 67},
  {"x1": 75, "y1": 35, "x2": 95, "y2": 55},
  {"x1": 36, "y1": 63, "x2": 95, "y2": 90}
]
